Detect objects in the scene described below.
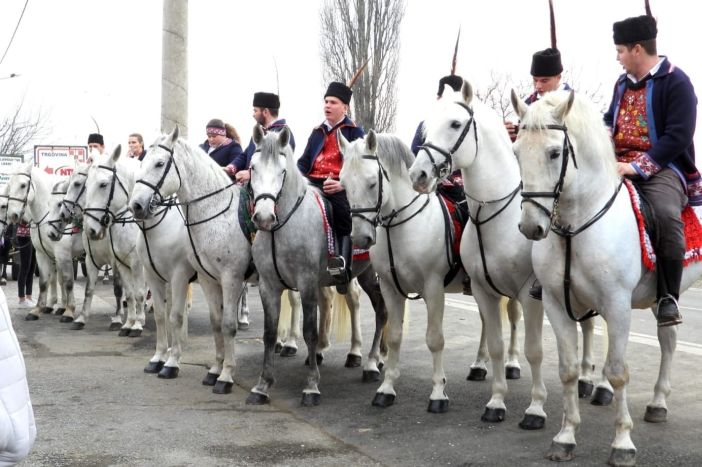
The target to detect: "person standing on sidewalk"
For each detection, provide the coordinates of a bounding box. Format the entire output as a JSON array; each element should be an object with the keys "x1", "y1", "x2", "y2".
[{"x1": 15, "y1": 222, "x2": 36, "y2": 308}]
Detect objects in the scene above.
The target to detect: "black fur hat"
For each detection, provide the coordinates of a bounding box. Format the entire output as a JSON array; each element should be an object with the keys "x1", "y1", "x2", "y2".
[
  {"x1": 325, "y1": 82, "x2": 353, "y2": 105},
  {"x1": 253, "y1": 92, "x2": 280, "y2": 109},
  {"x1": 437, "y1": 75, "x2": 463, "y2": 97},
  {"x1": 87, "y1": 133, "x2": 104, "y2": 145},
  {"x1": 613, "y1": 15, "x2": 657, "y2": 44},
  {"x1": 530, "y1": 48, "x2": 563, "y2": 77}
]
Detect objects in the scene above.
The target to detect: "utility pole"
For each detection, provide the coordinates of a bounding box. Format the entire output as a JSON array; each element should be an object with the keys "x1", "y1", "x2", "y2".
[{"x1": 161, "y1": 0, "x2": 188, "y2": 137}]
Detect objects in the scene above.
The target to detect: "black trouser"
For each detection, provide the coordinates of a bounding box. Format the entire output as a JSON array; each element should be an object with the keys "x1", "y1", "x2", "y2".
[
  {"x1": 308, "y1": 179, "x2": 352, "y2": 237},
  {"x1": 635, "y1": 168, "x2": 687, "y2": 260},
  {"x1": 17, "y1": 236, "x2": 36, "y2": 297}
]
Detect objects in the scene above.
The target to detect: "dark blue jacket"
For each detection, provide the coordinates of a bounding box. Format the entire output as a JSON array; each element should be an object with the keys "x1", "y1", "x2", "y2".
[
  {"x1": 241, "y1": 119, "x2": 296, "y2": 170},
  {"x1": 297, "y1": 116, "x2": 365, "y2": 176},
  {"x1": 199, "y1": 139, "x2": 244, "y2": 168},
  {"x1": 604, "y1": 57, "x2": 700, "y2": 203}
]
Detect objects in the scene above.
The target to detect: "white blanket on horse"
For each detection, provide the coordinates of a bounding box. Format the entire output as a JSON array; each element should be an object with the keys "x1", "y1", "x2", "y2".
[{"x1": 0, "y1": 288, "x2": 36, "y2": 466}]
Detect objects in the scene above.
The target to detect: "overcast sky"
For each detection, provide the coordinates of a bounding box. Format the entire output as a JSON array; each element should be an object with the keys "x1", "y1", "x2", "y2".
[{"x1": 0, "y1": 0, "x2": 700, "y2": 156}]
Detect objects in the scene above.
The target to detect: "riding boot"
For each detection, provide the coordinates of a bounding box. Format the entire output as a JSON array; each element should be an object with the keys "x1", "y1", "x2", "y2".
[
  {"x1": 529, "y1": 279, "x2": 542, "y2": 301},
  {"x1": 328, "y1": 236, "x2": 352, "y2": 294},
  {"x1": 656, "y1": 258, "x2": 683, "y2": 327}
]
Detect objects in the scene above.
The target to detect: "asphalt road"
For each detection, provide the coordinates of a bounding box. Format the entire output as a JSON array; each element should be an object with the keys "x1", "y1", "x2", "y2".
[{"x1": 4, "y1": 275, "x2": 702, "y2": 466}]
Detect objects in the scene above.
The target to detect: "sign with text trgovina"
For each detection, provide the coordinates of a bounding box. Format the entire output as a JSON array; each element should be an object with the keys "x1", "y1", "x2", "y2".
[{"x1": 34, "y1": 145, "x2": 88, "y2": 177}]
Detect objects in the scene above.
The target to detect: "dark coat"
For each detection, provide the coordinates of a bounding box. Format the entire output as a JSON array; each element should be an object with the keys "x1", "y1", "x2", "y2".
[
  {"x1": 199, "y1": 139, "x2": 244, "y2": 168},
  {"x1": 297, "y1": 116, "x2": 364, "y2": 176}
]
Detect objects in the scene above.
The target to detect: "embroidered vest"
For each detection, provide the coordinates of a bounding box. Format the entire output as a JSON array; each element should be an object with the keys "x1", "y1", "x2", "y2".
[
  {"x1": 308, "y1": 129, "x2": 343, "y2": 179},
  {"x1": 614, "y1": 87, "x2": 651, "y2": 163}
]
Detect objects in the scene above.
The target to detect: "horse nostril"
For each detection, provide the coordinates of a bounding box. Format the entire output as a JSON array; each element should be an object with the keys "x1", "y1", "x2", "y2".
[
  {"x1": 536, "y1": 226, "x2": 545, "y2": 237},
  {"x1": 133, "y1": 202, "x2": 143, "y2": 214},
  {"x1": 252, "y1": 212, "x2": 259, "y2": 223}
]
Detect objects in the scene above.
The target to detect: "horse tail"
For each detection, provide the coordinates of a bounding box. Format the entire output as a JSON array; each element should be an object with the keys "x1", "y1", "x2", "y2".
[
  {"x1": 278, "y1": 289, "x2": 293, "y2": 340},
  {"x1": 185, "y1": 283, "x2": 193, "y2": 312},
  {"x1": 332, "y1": 289, "x2": 352, "y2": 342}
]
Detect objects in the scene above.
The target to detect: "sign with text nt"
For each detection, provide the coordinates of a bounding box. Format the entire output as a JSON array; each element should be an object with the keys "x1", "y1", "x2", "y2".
[{"x1": 34, "y1": 145, "x2": 88, "y2": 177}]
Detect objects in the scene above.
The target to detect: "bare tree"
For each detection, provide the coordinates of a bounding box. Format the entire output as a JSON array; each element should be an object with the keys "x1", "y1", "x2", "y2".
[
  {"x1": 319, "y1": 0, "x2": 405, "y2": 132},
  {"x1": 0, "y1": 99, "x2": 48, "y2": 156}
]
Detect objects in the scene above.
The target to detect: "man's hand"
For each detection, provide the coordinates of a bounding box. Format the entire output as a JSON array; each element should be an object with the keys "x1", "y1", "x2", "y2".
[
  {"x1": 235, "y1": 169, "x2": 250, "y2": 183},
  {"x1": 323, "y1": 177, "x2": 343, "y2": 195},
  {"x1": 504, "y1": 121, "x2": 518, "y2": 142},
  {"x1": 616, "y1": 162, "x2": 637, "y2": 176}
]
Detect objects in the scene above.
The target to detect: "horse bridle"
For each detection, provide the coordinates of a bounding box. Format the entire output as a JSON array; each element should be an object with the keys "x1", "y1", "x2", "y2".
[
  {"x1": 349, "y1": 154, "x2": 390, "y2": 228},
  {"x1": 518, "y1": 123, "x2": 577, "y2": 222},
  {"x1": 7, "y1": 172, "x2": 33, "y2": 225},
  {"x1": 417, "y1": 101, "x2": 477, "y2": 179},
  {"x1": 82, "y1": 164, "x2": 131, "y2": 227},
  {"x1": 135, "y1": 143, "x2": 183, "y2": 211},
  {"x1": 60, "y1": 171, "x2": 88, "y2": 221}
]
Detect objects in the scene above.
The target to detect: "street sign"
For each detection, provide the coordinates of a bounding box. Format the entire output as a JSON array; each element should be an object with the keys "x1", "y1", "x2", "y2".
[
  {"x1": 0, "y1": 154, "x2": 24, "y2": 186},
  {"x1": 33, "y1": 145, "x2": 88, "y2": 177}
]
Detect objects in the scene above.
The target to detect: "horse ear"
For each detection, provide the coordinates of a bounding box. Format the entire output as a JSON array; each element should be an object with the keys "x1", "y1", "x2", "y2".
[
  {"x1": 553, "y1": 90, "x2": 576, "y2": 122},
  {"x1": 111, "y1": 144, "x2": 122, "y2": 163},
  {"x1": 252, "y1": 125, "x2": 265, "y2": 146},
  {"x1": 171, "y1": 125, "x2": 180, "y2": 143},
  {"x1": 279, "y1": 126, "x2": 291, "y2": 149},
  {"x1": 22, "y1": 161, "x2": 33, "y2": 173},
  {"x1": 366, "y1": 130, "x2": 377, "y2": 153},
  {"x1": 511, "y1": 88, "x2": 528, "y2": 120},
  {"x1": 462, "y1": 80, "x2": 473, "y2": 106},
  {"x1": 337, "y1": 129, "x2": 350, "y2": 153}
]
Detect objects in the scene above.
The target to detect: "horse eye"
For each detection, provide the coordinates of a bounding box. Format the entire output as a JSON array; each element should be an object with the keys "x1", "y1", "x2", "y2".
[
  {"x1": 369, "y1": 182, "x2": 377, "y2": 189},
  {"x1": 156, "y1": 161, "x2": 165, "y2": 168},
  {"x1": 73, "y1": 181, "x2": 81, "y2": 187},
  {"x1": 450, "y1": 121, "x2": 461, "y2": 130},
  {"x1": 100, "y1": 182, "x2": 108, "y2": 188},
  {"x1": 20, "y1": 183, "x2": 26, "y2": 189},
  {"x1": 549, "y1": 149, "x2": 560, "y2": 160}
]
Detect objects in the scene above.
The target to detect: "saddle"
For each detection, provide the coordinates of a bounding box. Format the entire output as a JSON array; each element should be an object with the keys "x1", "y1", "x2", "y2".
[
  {"x1": 311, "y1": 190, "x2": 369, "y2": 262},
  {"x1": 625, "y1": 179, "x2": 702, "y2": 270},
  {"x1": 437, "y1": 192, "x2": 466, "y2": 286}
]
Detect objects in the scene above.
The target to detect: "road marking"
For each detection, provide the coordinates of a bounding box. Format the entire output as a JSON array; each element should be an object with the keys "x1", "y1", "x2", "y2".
[{"x1": 445, "y1": 297, "x2": 702, "y2": 356}]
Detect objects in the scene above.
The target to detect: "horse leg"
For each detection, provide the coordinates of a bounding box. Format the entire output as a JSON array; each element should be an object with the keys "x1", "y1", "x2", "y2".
[
  {"x1": 356, "y1": 267, "x2": 387, "y2": 382},
  {"x1": 237, "y1": 283, "x2": 250, "y2": 330},
  {"x1": 159, "y1": 271, "x2": 191, "y2": 379},
  {"x1": 474, "y1": 291, "x2": 509, "y2": 423},
  {"x1": 26, "y1": 251, "x2": 53, "y2": 320},
  {"x1": 144, "y1": 276, "x2": 168, "y2": 374},
  {"x1": 213, "y1": 275, "x2": 244, "y2": 394},
  {"x1": 644, "y1": 306, "x2": 677, "y2": 423},
  {"x1": 467, "y1": 310, "x2": 490, "y2": 381},
  {"x1": 199, "y1": 278, "x2": 224, "y2": 386},
  {"x1": 247, "y1": 278, "x2": 283, "y2": 405},
  {"x1": 602, "y1": 307, "x2": 636, "y2": 466},
  {"x1": 372, "y1": 278, "x2": 406, "y2": 408},
  {"x1": 577, "y1": 318, "x2": 596, "y2": 398},
  {"x1": 117, "y1": 266, "x2": 141, "y2": 337},
  {"x1": 544, "y1": 298, "x2": 582, "y2": 462},
  {"x1": 73, "y1": 258, "x2": 98, "y2": 327},
  {"x1": 590, "y1": 317, "x2": 615, "y2": 406},
  {"x1": 505, "y1": 298, "x2": 522, "y2": 379},
  {"x1": 343, "y1": 278, "x2": 363, "y2": 368},
  {"x1": 46, "y1": 261, "x2": 59, "y2": 311},
  {"x1": 517, "y1": 295, "x2": 547, "y2": 430},
  {"x1": 283, "y1": 290, "x2": 301, "y2": 356},
  {"x1": 300, "y1": 286, "x2": 321, "y2": 406},
  {"x1": 54, "y1": 261, "x2": 67, "y2": 316},
  {"x1": 132, "y1": 262, "x2": 147, "y2": 333},
  {"x1": 424, "y1": 280, "x2": 449, "y2": 413},
  {"x1": 317, "y1": 286, "x2": 334, "y2": 354},
  {"x1": 111, "y1": 267, "x2": 125, "y2": 331},
  {"x1": 57, "y1": 258, "x2": 75, "y2": 323}
]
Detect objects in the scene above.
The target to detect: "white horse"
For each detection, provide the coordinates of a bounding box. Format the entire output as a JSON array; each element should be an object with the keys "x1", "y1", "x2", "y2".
[
  {"x1": 82, "y1": 147, "x2": 147, "y2": 336},
  {"x1": 510, "y1": 89, "x2": 701, "y2": 465},
  {"x1": 47, "y1": 162, "x2": 128, "y2": 331},
  {"x1": 340, "y1": 130, "x2": 523, "y2": 412},
  {"x1": 130, "y1": 127, "x2": 251, "y2": 394},
  {"x1": 5, "y1": 163, "x2": 77, "y2": 321},
  {"x1": 407, "y1": 82, "x2": 555, "y2": 428}
]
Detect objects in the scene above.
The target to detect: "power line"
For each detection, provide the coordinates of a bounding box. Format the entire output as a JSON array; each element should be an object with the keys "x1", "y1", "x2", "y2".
[{"x1": 0, "y1": 0, "x2": 29, "y2": 67}]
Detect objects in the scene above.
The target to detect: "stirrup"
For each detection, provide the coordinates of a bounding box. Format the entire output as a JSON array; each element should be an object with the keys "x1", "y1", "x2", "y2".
[
  {"x1": 656, "y1": 295, "x2": 683, "y2": 327},
  {"x1": 327, "y1": 255, "x2": 347, "y2": 278}
]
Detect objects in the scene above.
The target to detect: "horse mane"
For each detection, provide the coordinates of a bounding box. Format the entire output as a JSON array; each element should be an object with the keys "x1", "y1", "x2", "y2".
[
  {"x1": 375, "y1": 134, "x2": 415, "y2": 176},
  {"x1": 52, "y1": 179, "x2": 68, "y2": 193},
  {"x1": 522, "y1": 91, "x2": 618, "y2": 180},
  {"x1": 170, "y1": 135, "x2": 232, "y2": 187}
]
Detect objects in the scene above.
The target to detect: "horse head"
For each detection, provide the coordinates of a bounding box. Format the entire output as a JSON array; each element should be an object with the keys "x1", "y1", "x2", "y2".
[
  {"x1": 339, "y1": 129, "x2": 381, "y2": 249},
  {"x1": 409, "y1": 80, "x2": 477, "y2": 193},
  {"x1": 0, "y1": 184, "x2": 9, "y2": 238},
  {"x1": 130, "y1": 126, "x2": 181, "y2": 220},
  {"x1": 58, "y1": 163, "x2": 89, "y2": 226},
  {"x1": 47, "y1": 179, "x2": 70, "y2": 241},
  {"x1": 6, "y1": 161, "x2": 36, "y2": 225},
  {"x1": 249, "y1": 124, "x2": 294, "y2": 231},
  {"x1": 83, "y1": 145, "x2": 130, "y2": 240}
]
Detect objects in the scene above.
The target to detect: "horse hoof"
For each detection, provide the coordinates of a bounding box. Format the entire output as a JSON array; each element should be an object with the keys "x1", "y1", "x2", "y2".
[
  {"x1": 69, "y1": 322, "x2": 85, "y2": 331},
  {"x1": 518, "y1": 414, "x2": 545, "y2": 430},
  {"x1": 591, "y1": 387, "x2": 614, "y2": 406},
  {"x1": 128, "y1": 329, "x2": 142, "y2": 338},
  {"x1": 362, "y1": 370, "x2": 380, "y2": 383},
  {"x1": 372, "y1": 392, "x2": 395, "y2": 408},
  {"x1": 144, "y1": 361, "x2": 165, "y2": 374},
  {"x1": 275, "y1": 342, "x2": 283, "y2": 354},
  {"x1": 505, "y1": 366, "x2": 521, "y2": 380},
  {"x1": 481, "y1": 407, "x2": 506, "y2": 423},
  {"x1": 578, "y1": 380, "x2": 594, "y2": 398},
  {"x1": 59, "y1": 315, "x2": 74, "y2": 323},
  {"x1": 304, "y1": 353, "x2": 323, "y2": 366},
  {"x1": 345, "y1": 354, "x2": 362, "y2": 368},
  {"x1": 301, "y1": 392, "x2": 321, "y2": 407},
  {"x1": 25, "y1": 313, "x2": 39, "y2": 321},
  {"x1": 280, "y1": 346, "x2": 297, "y2": 357},
  {"x1": 246, "y1": 392, "x2": 270, "y2": 405},
  {"x1": 118, "y1": 328, "x2": 130, "y2": 337},
  {"x1": 608, "y1": 448, "x2": 636, "y2": 467},
  {"x1": 644, "y1": 406, "x2": 667, "y2": 423},
  {"x1": 427, "y1": 399, "x2": 449, "y2": 414},
  {"x1": 237, "y1": 321, "x2": 249, "y2": 331},
  {"x1": 546, "y1": 441, "x2": 576, "y2": 462},
  {"x1": 109, "y1": 322, "x2": 123, "y2": 331},
  {"x1": 41, "y1": 306, "x2": 53, "y2": 314},
  {"x1": 213, "y1": 380, "x2": 233, "y2": 394},
  {"x1": 158, "y1": 366, "x2": 180, "y2": 379},
  {"x1": 466, "y1": 367, "x2": 487, "y2": 381},
  {"x1": 55, "y1": 307, "x2": 66, "y2": 316},
  {"x1": 202, "y1": 372, "x2": 219, "y2": 386}
]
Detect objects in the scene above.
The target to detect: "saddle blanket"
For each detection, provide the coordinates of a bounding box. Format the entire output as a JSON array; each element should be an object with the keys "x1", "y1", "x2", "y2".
[
  {"x1": 624, "y1": 179, "x2": 702, "y2": 270},
  {"x1": 311, "y1": 192, "x2": 369, "y2": 261},
  {"x1": 438, "y1": 193, "x2": 464, "y2": 258}
]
